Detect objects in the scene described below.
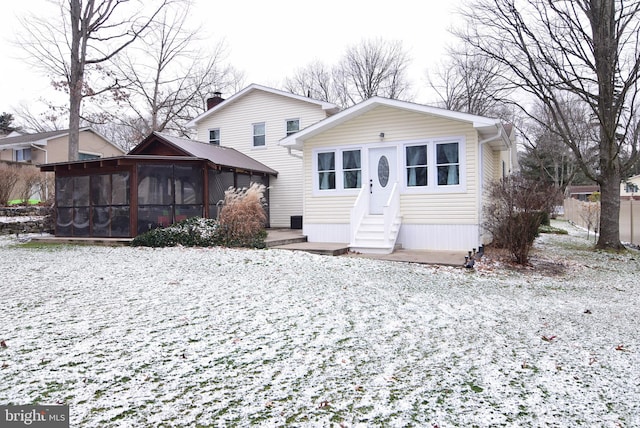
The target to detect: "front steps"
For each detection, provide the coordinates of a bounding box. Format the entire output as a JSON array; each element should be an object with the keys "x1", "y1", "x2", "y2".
[{"x1": 350, "y1": 214, "x2": 402, "y2": 254}]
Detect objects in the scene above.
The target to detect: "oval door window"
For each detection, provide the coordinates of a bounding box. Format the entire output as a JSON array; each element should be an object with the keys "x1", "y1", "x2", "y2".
[{"x1": 378, "y1": 156, "x2": 390, "y2": 187}]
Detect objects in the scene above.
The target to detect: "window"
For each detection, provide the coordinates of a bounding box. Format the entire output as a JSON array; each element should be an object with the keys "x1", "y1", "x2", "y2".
[
  {"x1": 317, "y1": 152, "x2": 335, "y2": 190},
  {"x1": 406, "y1": 145, "x2": 428, "y2": 187},
  {"x1": 404, "y1": 140, "x2": 464, "y2": 190},
  {"x1": 79, "y1": 152, "x2": 100, "y2": 160},
  {"x1": 209, "y1": 128, "x2": 220, "y2": 145},
  {"x1": 436, "y1": 142, "x2": 459, "y2": 185},
  {"x1": 342, "y1": 150, "x2": 361, "y2": 189},
  {"x1": 286, "y1": 119, "x2": 300, "y2": 136},
  {"x1": 314, "y1": 149, "x2": 362, "y2": 192},
  {"x1": 253, "y1": 123, "x2": 265, "y2": 147},
  {"x1": 15, "y1": 148, "x2": 31, "y2": 162}
]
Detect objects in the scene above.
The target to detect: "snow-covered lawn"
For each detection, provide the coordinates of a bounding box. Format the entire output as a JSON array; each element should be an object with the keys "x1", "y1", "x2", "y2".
[{"x1": 0, "y1": 221, "x2": 638, "y2": 427}]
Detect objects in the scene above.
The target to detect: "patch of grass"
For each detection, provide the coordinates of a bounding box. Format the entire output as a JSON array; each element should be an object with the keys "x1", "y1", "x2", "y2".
[{"x1": 539, "y1": 224, "x2": 569, "y2": 235}]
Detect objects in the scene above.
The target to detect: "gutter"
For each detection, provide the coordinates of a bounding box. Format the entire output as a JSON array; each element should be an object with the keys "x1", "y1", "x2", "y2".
[
  {"x1": 286, "y1": 147, "x2": 303, "y2": 160},
  {"x1": 477, "y1": 126, "x2": 505, "y2": 247}
]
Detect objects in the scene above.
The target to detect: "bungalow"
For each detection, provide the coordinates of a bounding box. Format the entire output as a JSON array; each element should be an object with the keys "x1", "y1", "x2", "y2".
[
  {"x1": 280, "y1": 97, "x2": 518, "y2": 254},
  {"x1": 40, "y1": 132, "x2": 276, "y2": 238}
]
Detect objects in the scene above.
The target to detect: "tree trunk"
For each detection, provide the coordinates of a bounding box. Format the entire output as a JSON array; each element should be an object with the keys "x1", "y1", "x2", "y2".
[{"x1": 68, "y1": 0, "x2": 83, "y2": 162}]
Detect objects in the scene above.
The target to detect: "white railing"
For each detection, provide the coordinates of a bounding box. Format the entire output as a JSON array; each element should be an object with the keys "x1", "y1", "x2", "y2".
[
  {"x1": 350, "y1": 186, "x2": 369, "y2": 244},
  {"x1": 383, "y1": 182, "x2": 400, "y2": 245}
]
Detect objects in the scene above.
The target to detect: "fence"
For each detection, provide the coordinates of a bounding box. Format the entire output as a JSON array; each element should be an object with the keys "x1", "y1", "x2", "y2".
[{"x1": 563, "y1": 197, "x2": 640, "y2": 245}]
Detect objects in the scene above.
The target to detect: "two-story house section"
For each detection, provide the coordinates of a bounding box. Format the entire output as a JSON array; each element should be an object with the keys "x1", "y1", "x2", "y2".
[{"x1": 187, "y1": 84, "x2": 339, "y2": 228}]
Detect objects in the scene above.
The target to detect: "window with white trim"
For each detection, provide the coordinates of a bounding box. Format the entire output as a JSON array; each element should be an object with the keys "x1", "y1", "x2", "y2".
[
  {"x1": 405, "y1": 145, "x2": 428, "y2": 187},
  {"x1": 286, "y1": 119, "x2": 300, "y2": 136},
  {"x1": 253, "y1": 123, "x2": 265, "y2": 147},
  {"x1": 404, "y1": 139, "x2": 464, "y2": 190},
  {"x1": 209, "y1": 128, "x2": 220, "y2": 145},
  {"x1": 436, "y1": 142, "x2": 460, "y2": 185},
  {"x1": 317, "y1": 152, "x2": 335, "y2": 190},
  {"x1": 342, "y1": 149, "x2": 361, "y2": 189},
  {"x1": 15, "y1": 148, "x2": 31, "y2": 162},
  {"x1": 315, "y1": 148, "x2": 362, "y2": 192}
]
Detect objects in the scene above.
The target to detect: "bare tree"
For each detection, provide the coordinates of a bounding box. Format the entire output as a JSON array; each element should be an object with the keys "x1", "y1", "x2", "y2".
[
  {"x1": 426, "y1": 45, "x2": 511, "y2": 117},
  {"x1": 337, "y1": 38, "x2": 412, "y2": 105},
  {"x1": 283, "y1": 61, "x2": 341, "y2": 105},
  {"x1": 13, "y1": 102, "x2": 69, "y2": 133},
  {"x1": 457, "y1": 0, "x2": 640, "y2": 250},
  {"x1": 18, "y1": 0, "x2": 169, "y2": 161},
  {"x1": 107, "y1": 2, "x2": 243, "y2": 138}
]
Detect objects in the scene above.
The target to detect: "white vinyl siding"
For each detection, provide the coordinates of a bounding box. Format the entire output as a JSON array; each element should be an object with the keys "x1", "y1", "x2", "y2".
[
  {"x1": 194, "y1": 90, "x2": 331, "y2": 227},
  {"x1": 303, "y1": 105, "x2": 480, "y2": 225}
]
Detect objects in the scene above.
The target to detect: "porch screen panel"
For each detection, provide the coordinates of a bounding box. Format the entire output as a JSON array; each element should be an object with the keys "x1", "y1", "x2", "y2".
[
  {"x1": 208, "y1": 170, "x2": 234, "y2": 219},
  {"x1": 90, "y1": 172, "x2": 131, "y2": 237},
  {"x1": 174, "y1": 165, "x2": 203, "y2": 222},
  {"x1": 55, "y1": 175, "x2": 90, "y2": 236},
  {"x1": 137, "y1": 164, "x2": 174, "y2": 234}
]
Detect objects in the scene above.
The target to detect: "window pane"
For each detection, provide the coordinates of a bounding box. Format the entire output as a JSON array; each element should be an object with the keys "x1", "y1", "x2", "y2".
[
  {"x1": 437, "y1": 143, "x2": 459, "y2": 164},
  {"x1": 318, "y1": 172, "x2": 335, "y2": 190},
  {"x1": 407, "y1": 167, "x2": 428, "y2": 187},
  {"x1": 209, "y1": 129, "x2": 220, "y2": 145},
  {"x1": 406, "y1": 145, "x2": 427, "y2": 166},
  {"x1": 344, "y1": 170, "x2": 361, "y2": 189},
  {"x1": 317, "y1": 152, "x2": 335, "y2": 171},
  {"x1": 286, "y1": 119, "x2": 299, "y2": 135},
  {"x1": 438, "y1": 165, "x2": 460, "y2": 185},
  {"x1": 91, "y1": 174, "x2": 111, "y2": 206},
  {"x1": 343, "y1": 150, "x2": 361, "y2": 169},
  {"x1": 253, "y1": 123, "x2": 265, "y2": 146}
]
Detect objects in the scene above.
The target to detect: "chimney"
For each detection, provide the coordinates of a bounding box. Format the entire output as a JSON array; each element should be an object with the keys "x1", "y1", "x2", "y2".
[{"x1": 206, "y1": 91, "x2": 224, "y2": 110}]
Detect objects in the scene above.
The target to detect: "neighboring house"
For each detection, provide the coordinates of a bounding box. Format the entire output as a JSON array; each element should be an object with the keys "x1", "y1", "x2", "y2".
[
  {"x1": 40, "y1": 132, "x2": 277, "y2": 238},
  {"x1": 186, "y1": 84, "x2": 339, "y2": 228},
  {"x1": 0, "y1": 127, "x2": 124, "y2": 165},
  {"x1": 621, "y1": 174, "x2": 640, "y2": 199},
  {"x1": 566, "y1": 185, "x2": 600, "y2": 201},
  {"x1": 280, "y1": 97, "x2": 519, "y2": 254}
]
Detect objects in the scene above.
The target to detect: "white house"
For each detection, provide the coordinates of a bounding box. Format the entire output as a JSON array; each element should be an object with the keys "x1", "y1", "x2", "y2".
[
  {"x1": 280, "y1": 97, "x2": 518, "y2": 254},
  {"x1": 187, "y1": 84, "x2": 339, "y2": 228}
]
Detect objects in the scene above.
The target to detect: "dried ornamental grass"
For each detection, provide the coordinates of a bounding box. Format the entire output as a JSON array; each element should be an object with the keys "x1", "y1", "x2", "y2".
[{"x1": 218, "y1": 182, "x2": 267, "y2": 247}]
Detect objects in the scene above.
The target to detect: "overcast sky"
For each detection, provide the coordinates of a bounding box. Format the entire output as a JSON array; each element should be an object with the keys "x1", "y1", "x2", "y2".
[{"x1": 0, "y1": 0, "x2": 462, "y2": 121}]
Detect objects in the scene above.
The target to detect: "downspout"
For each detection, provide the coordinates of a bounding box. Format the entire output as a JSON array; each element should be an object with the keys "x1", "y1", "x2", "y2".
[
  {"x1": 287, "y1": 147, "x2": 303, "y2": 160},
  {"x1": 30, "y1": 144, "x2": 49, "y2": 200}
]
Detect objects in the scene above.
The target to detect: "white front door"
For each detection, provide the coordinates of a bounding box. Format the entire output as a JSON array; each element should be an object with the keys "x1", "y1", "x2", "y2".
[{"x1": 369, "y1": 147, "x2": 397, "y2": 214}]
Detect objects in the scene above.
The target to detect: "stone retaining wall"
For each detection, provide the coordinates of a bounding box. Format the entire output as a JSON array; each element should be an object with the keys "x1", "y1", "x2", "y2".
[{"x1": 0, "y1": 206, "x2": 53, "y2": 235}]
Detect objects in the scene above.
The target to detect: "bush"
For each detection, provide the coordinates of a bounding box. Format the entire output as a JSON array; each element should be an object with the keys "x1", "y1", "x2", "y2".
[
  {"x1": 0, "y1": 164, "x2": 20, "y2": 206},
  {"x1": 483, "y1": 175, "x2": 560, "y2": 264},
  {"x1": 131, "y1": 217, "x2": 220, "y2": 247},
  {"x1": 217, "y1": 182, "x2": 268, "y2": 248},
  {"x1": 131, "y1": 183, "x2": 269, "y2": 249}
]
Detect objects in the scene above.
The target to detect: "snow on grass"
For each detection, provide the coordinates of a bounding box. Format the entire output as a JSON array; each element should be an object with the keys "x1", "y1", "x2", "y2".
[{"x1": 0, "y1": 221, "x2": 638, "y2": 427}]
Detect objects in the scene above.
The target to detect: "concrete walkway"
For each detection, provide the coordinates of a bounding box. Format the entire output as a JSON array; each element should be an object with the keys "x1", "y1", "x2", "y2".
[{"x1": 266, "y1": 229, "x2": 466, "y2": 267}]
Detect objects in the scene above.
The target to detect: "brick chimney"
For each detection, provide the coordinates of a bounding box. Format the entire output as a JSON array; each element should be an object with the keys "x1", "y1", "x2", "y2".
[{"x1": 206, "y1": 91, "x2": 224, "y2": 110}]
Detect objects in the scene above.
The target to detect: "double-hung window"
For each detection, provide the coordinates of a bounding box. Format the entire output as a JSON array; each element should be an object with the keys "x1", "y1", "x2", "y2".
[
  {"x1": 406, "y1": 145, "x2": 428, "y2": 187},
  {"x1": 436, "y1": 142, "x2": 460, "y2": 186},
  {"x1": 315, "y1": 148, "x2": 362, "y2": 192},
  {"x1": 286, "y1": 119, "x2": 300, "y2": 136},
  {"x1": 253, "y1": 123, "x2": 265, "y2": 147},
  {"x1": 317, "y1": 152, "x2": 336, "y2": 190},
  {"x1": 342, "y1": 150, "x2": 361, "y2": 189},
  {"x1": 405, "y1": 140, "x2": 463, "y2": 190},
  {"x1": 209, "y1": 129, "x2": 220, "y2": 145}
]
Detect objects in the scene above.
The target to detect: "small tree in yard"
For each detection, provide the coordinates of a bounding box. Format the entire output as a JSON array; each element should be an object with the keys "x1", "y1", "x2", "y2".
[
  {"x1": 218, "y1": 183, "x2": 268, "y2": 247},
  {"x1": 0, "y1": 164, "x2": 21, "y2": 206},
  {"x1": 484, "y1": 175, "x2": 560, "y2": 264}
]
